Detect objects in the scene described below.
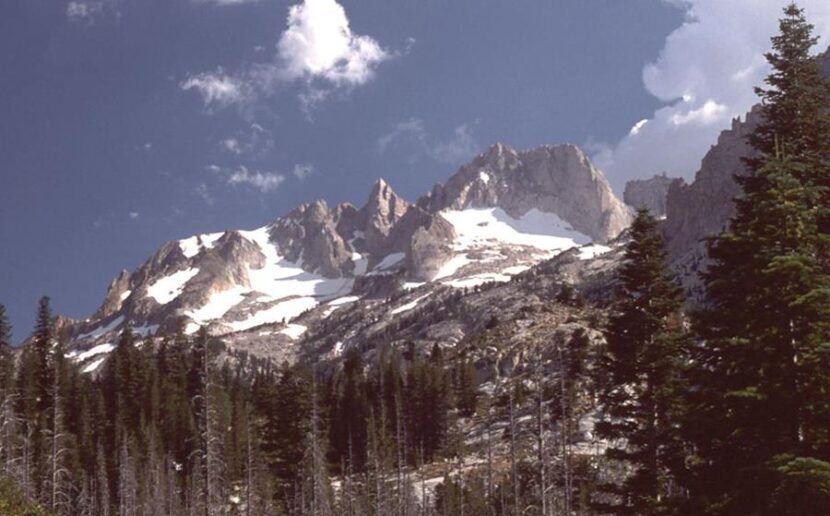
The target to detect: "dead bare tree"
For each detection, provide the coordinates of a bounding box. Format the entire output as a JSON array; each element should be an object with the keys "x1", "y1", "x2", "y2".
[
  {"x1": 508, "y1": 388, "x2": 519, "y2": 516},
  {"x1": 46, "y1": 350, "x2": 72, "y2": 515},
  {"x1": 118, "y1": 440, "x2": 137, "y2": 516}
]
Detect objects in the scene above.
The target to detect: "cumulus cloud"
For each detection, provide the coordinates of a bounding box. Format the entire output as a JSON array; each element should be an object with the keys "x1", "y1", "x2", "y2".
[
  {"x1": 292, "y1": 163, "x2": 314, "y2": 180},
  {"x1": 272, "y1": 0, "x2": 389, "y2": 86},
  {"x1": 181, "y1": 0, "x2": 395, "y2": 112},
  {"x1": 378, "y1": 118, "x2": 480, "y2": 165},
  {"x1": 592, "y1": 0, "x2": 830, "y2": 193}
]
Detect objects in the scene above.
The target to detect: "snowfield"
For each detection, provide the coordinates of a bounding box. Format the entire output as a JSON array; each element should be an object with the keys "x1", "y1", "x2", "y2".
[
  {"x1": 185, "y1": 286, "x2": 248, "y2": 324},
  {"x1": 146, "y1": 268, "x2": 199, "y2": 304},
  {"x1": 439, "y1": 207, "x2": 590, "y2": 252},
  {"x1": 179, "y1": 232, "x2": 224, "y2": 258},
  {"x1": 434, "y1": 207, "x2": 591, "y2": 285}
]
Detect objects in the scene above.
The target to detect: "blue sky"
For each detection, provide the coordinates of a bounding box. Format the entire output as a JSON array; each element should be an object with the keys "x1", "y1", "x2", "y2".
[{"x1": 2, "y1": 0, "x2": 830, "y2": 341}]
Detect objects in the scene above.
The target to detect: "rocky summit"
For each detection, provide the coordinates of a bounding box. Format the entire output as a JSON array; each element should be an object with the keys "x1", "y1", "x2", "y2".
[{"x1": 62, "y1": 142, "x2": 631, "y2": 370}]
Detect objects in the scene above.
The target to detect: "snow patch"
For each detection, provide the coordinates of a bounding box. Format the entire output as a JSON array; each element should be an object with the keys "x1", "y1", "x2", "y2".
[
  {"x1": 75, "y1": 343, "x2": 115, "y2": 362},
  {"x1": 369, "y1": 252, "x2": 405, "y2": 275},
  {"x1": 78, "y1": 315, "x2": 125, "y2": 340},
  {"x1": 444, "y1": 273, "x2": 511, "y2": 288},
  {"x1": 327, "y1": 295, "x2": 360, "y2": 306},
  {"x1": 83, "y1": 357, "x2": 107, "y2": 373},
  {"x1": 221, "y1": 226, "x2": 355, "y2": 329},
  {"x1": 119, "y1": 290, "x2": 132, "y2": 302},
  {"x1": 133, "y1": 324, "x2": 159, "y2": 337},
  {"x1": 352, "y1": 253, "x2": 369, "y2": 275},
  {"x1": 433, "y1": 208, "x2": 591, "y2": 284},
  {"x1": 478, "y1": 170, "x2": 490, "y2": 184},
  {"x1": 179, "y1": 232, "x2": 224, "y2": 258},
  {"x1": 578, "y1": 244, "x2": 611, "y2": 260},
  {"x1": 146, "y1": 268, "x2": 199, "y2": 305},
  {"x1": 279, "y1": 323, "x2": 308, "y2": 340},
  {"x1": 440, "y1": 207, "x2": 590, "y2": 252},
  {"x1": 228, "y1": 297, "x2": 318, "y2": 332},
  {"x1": 185, "y1": 286, "x2": 248, "y2": 323},
  {"x1": 391, "y1": 293, "x2": 431, "y2": 315}
]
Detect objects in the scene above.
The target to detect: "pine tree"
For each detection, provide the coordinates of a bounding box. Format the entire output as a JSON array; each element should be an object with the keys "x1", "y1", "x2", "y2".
[
  {"x1": 16, "y1": 297, "x2": 55, "y2": 502},
  {"x1": 593, "y1": 209, "x2": 685, "y2": 514},
  {"x1": 683, "y1": 5, "x2": 830, "y2": 514}
]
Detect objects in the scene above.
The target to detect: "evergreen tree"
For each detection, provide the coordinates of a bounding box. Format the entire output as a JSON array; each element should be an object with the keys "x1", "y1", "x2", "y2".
[
  {"x1": 594, "y1": 209, "x2": 685, "y2": 514},
  {"x1": 684, "y1": 5, "x2": 830, "y2": 514}
]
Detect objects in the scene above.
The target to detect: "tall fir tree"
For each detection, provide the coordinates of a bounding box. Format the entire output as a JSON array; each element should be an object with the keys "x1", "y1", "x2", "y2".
[
  {"x1": 685, "y1": 5, "x2": 830, "y2": 514},
  {"x1": 594, "y1": 209, "x2": 685, "y2": 514}
]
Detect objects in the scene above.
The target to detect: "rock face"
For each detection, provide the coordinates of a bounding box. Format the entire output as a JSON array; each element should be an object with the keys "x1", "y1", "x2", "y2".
[
  {"x1": 623, "y1": 173, "x2": 679, "y2": 217},
  {"x1": 660, "y1": 46, "x2": 830, "y2": 298},
  {"x1": 418, "y1": 143, "x2": 631, "y2": 242},
  {"x1": 63, "y1": 141, "x2": 630, "y2": 365},
  {"x1": 662, "y1": 110, "x2": 759, "y2": 267}
]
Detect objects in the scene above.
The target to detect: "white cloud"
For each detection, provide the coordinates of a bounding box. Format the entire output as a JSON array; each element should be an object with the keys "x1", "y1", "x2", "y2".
[
  {"x1": 129, "y1": 211, "x2": 140, "y2": 220},
  {"x1": 592, "y1": 0, "x2": 830, "y2": 193},
  {"x1": 427, "y1": 124, "x2": 478, "y2": 164},
  {"x1": 378, "y1": 118, "x2": 480, "y2": 165},
  {"x1": 196, "y1": 183, "x2": 214, "y2": 205},
  {"x1": 628, "y1": 119, "x2": 649, "y2": 136},
  {"x1": 180, "y1": 70, "x2": 249, "y2": 109},
  {"x1": 228, "y1": 167, "x2": 285, "y2": 192},
  {"x1": 210, "y1": 165, "x2": 285, "y2": 192},
  {"x1": 273, "y1": 0, "x2": 389, "y2": 86},
  {"x1": 292, "y1": 163, "x2": 314, "y2": 180},
  {"x1": 67, "y1": 1, "x2": 102, "y2": 21},
  {"x1": 181, "y1": 0, "x2": 395, "y2": 112},
  {"x1": 194, "y1": 0, "x2": 258, "y2": 5},
  {"x1": 377, "y1": 118, "x2": 426, "y2": 153},
  {"x1": 219, "y1": 123, "x2": 274, "y2": 156},
  {"x1": 66, "y1": 0, "x2": 120, "y2": 24}
]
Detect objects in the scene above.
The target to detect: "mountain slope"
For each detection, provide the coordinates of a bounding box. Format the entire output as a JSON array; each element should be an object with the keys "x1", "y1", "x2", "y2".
[{"x1": 62, "y1": 142, "x2": 630, "y2": 368}]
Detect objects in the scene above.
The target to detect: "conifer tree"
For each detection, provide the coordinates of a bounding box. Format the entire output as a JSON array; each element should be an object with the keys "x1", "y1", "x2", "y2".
[
  {"x1": 594, "y1": 209, "x2": 685, "y2": 514},
  {"x1": 684, "y1": 5, "x2": 830, "y2": 513}
]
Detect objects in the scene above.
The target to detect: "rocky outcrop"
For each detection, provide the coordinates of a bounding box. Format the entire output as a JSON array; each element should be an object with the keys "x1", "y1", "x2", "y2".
[
  {"x1": 358, "y1": 179, "x2": 411, "y2": 256},
  {"x1": 623, "y1": 173, "x2": 679, "y2": 217},
  {"x1": 65, "y1": 140, "x2": 630, "y2": 355},
  {"x1": 661, "y1": 47, "x2": 830, "y2": 297},
  {"x1": 94, "y1": 269, "x2": 131, "y2": 319},
  {"x1": 418, "y1": 143, "x2": 631, "y2": 242}
]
